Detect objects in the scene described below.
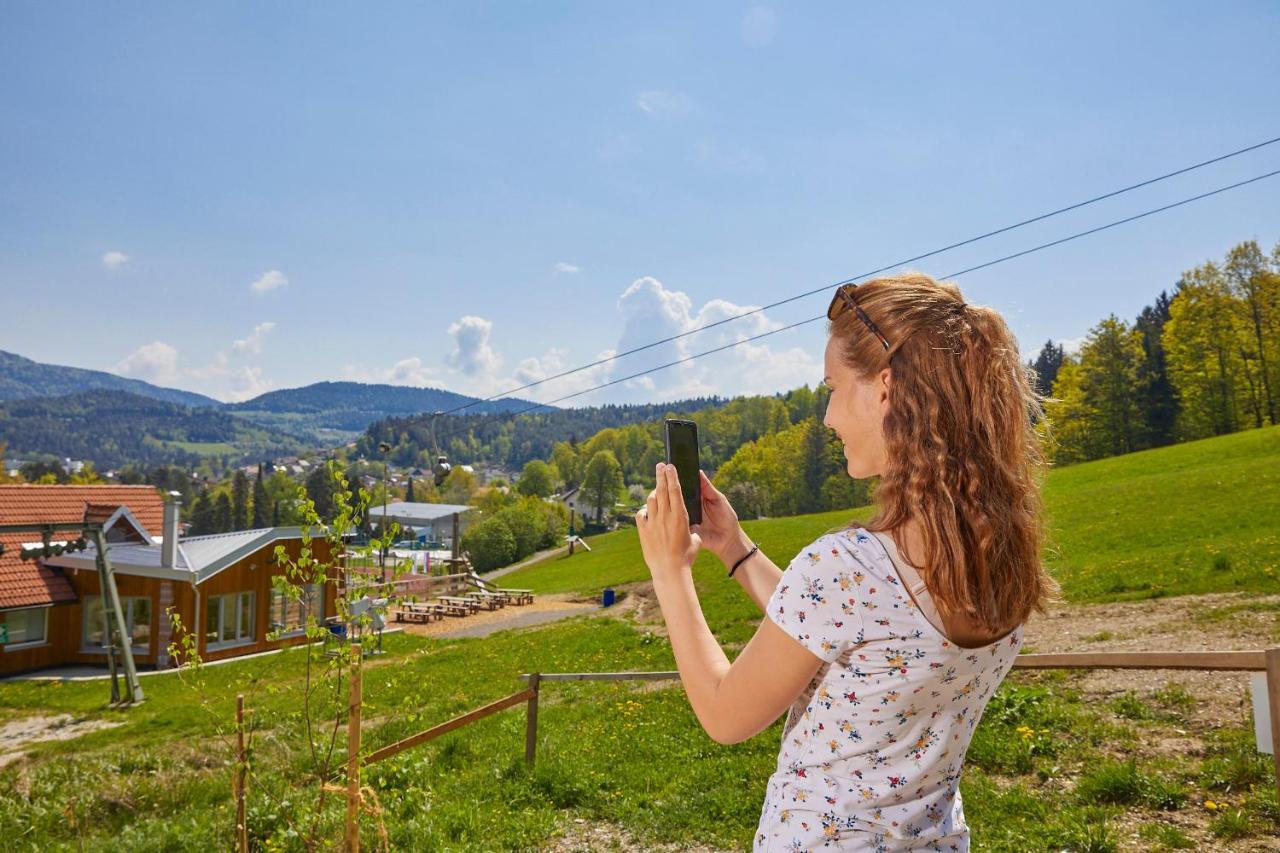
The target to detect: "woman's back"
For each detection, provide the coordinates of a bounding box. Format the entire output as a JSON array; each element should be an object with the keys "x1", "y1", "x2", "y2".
[{"x1": 755, "y1": 528, "x2": 1023, "y2": 851}]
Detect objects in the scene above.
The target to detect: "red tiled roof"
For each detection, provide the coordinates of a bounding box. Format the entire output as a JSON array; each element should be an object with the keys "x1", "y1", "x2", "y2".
[{"x1": 0, "y1": 485, "x2": 166, "y2": 611}]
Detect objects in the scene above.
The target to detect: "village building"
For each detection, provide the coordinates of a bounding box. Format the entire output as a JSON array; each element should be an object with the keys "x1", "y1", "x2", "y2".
[
  {"x1": 0, "y1": 484, "x2": 338, "y2": 677},
  {"x1": 366, "y1": 501, "x2": 474, "y2": 552}
]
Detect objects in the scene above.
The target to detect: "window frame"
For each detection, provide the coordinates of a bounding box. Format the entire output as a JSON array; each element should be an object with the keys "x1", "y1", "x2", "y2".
[
  {"x1": 205, "y1": 591, "x2": 256, "y2": 651},
  {"x1": 2, "y1": 606, "x2": 50, "y2": 651},
  {"x1": 268, "y1": 582, "x2": 320, "y2": 637},
  {"x1": 80, "y1": 596, "x2": 152, "y2": 655}
]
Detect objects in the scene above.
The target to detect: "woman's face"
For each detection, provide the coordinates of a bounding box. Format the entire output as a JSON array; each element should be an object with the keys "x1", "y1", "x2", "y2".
[{"x1": 822, "y1": 335, "x2": 891, "y2": 479}]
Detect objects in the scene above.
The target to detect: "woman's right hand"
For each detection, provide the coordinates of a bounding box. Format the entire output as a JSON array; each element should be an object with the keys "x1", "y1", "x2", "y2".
[{"x1": 691, "y1": 470, "x2": 748, "y2": 562}]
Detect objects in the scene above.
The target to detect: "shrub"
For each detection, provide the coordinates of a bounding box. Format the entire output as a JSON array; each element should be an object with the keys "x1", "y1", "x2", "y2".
[
  {"x1": 460, "y1": 516, "x2": 517, "y2": 572},
  {"x1": 494, "y1": 500, "x2": 543, "y2": 560}
]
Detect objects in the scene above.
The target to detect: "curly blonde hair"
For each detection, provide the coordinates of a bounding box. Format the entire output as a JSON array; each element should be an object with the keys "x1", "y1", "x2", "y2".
[{"x1": 829, "y1": 271, "x2": 1060, "y2": 634}]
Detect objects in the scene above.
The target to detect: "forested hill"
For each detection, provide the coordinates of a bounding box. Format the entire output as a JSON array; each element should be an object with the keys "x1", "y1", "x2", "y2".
[
  {"x1": 359, "y1": 393, "x2": 770, "y2": 471},
  {"x1": 0, "y1": 349, "x2": 218, "y2": 407},
  {"x1": 227, "y1": 381, "x2": 542, "y2": 432},
  {"x1": 0, "y1": 390, "x2": 305, "y2": 470}
]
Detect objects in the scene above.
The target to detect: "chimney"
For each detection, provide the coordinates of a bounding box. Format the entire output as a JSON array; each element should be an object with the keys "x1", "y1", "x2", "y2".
[{"x1": 161, "y1": 491, "x2": 182, "y2": 569}]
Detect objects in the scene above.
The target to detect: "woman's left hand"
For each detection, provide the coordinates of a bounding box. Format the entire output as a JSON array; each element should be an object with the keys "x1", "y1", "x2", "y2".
[{"x1": 636, "y1": 463, "x2": 702, "y2": 584}]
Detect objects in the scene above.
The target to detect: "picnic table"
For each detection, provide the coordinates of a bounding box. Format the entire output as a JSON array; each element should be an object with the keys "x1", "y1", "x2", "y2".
[
  {"x1": 464, "y1": 590, "x2": 506, "y2": 611},
  {"x1": 437, "y1": 595, "x2": 481, "y2": 616},
  {"x1": 394, "y1": 602, "x2": 445, "y2": 623},
  {"x1": 467, "y1": 572, "x2": 535, "y2": 605}
]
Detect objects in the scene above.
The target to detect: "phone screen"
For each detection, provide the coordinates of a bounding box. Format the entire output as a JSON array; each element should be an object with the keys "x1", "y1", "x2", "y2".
[{"x1": 664, "y1": 419, "x2": 702, "y2": 525}]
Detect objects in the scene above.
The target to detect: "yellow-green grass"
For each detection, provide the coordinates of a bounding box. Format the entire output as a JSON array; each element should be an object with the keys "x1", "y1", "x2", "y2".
[
  {"x1": 2, "y1": 425, "x2": 1278, "y2": 849},
  {"x1": 504, "y1": 424, "x2": 1280, "y2": 605}
]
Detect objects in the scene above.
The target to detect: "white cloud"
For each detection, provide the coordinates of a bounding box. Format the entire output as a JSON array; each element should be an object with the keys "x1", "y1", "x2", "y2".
[
  {"x1": 741, "y1": 6, "x2": 777, "y2": 46},
  {"x1": 553, "y1": 261, "x2": 580, "y2": 274},
  {"x1": 341, "y1": 357, "x2": 453, "y2": 390},
  {"x1": 636, "y1": 90, "x2": 693, "y2": 116},
  {"x1": 231, "y1": 321, "x2": 276, "y2": 356},
  {"x1": 513, "y1": 346, "x2": 616, "y2": 404},
  {"x1": 250, "y1": 269, "x2": 288, "y2": 294},
  {"x1": 1060, "y1": 336, "x2": 1086, "y2": 357},
  {"x1": 445, "y1": 315, "x2": 503, "y2": 377},
  {"x1": 116, "y1": 341, "x2": 179, "y2": 384},
  {"x1": 223, "y1": 366, "x2": 272, "y2": 403},
  {"x1": 102, "y1": 251, "x2": 129, "y2": 270},
  {"x1": 607, "y1": 275, "x2": 815, "y2": 403}
]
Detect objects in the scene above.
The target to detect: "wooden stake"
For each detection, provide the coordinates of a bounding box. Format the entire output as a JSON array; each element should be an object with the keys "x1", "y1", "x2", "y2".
[
  {"x1": 525, "y1": 673, "x2": 540, "y2": 767},
  {"x1": 1265, "y1": 647, "x2": 1280, "y2": 807},
  {"x1": 236, "y1": 694, "x2": 248, "y2": 853},
  {"x1": 346, "y1": 643, "x2": 362, "y2": 853}
]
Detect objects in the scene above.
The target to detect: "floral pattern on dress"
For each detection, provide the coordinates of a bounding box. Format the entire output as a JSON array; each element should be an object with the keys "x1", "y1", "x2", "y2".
[{"x1": 756, "y1": 530, "x2": 1023, "y2": 851}]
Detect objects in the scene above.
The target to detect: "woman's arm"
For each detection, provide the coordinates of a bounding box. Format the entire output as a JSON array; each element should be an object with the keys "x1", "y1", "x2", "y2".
[
  {"x1": 691, "y1": 471, "x2": 783, "y2": 613},
  {"x1": 716, "y1": 529, "x2": 784, "y2": 614},
  {"x1": 638, "y1": 464, "x2": 825, "y2": 745}
]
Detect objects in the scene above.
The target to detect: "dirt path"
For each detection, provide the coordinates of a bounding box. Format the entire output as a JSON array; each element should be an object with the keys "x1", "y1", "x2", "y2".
[
  {"x1": 0, "y1": 714, "x2": 122, "y2": 768},
  {"x1": 395, "y1": 593, "x2": 597, "y2": 640}
]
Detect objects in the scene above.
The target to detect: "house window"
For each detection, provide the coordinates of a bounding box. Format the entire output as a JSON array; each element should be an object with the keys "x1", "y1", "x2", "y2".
[
  {"x1": 205, "y1": 592, "x2": 255, "y2": 650},
  {"x1": 3, "y1": 607, "x2": 49, "y2": 649},
  {"x1": 269, "y1": 583, "x2": 320, "y2": 635},
  {"x1": 81, "y1": 597, "x2": 151, "y2": 653}
]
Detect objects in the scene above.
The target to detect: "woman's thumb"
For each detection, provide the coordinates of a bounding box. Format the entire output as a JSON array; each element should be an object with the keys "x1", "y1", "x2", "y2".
[{"x1": 699, "y1": 470, "x2": 720, "y2": 498}]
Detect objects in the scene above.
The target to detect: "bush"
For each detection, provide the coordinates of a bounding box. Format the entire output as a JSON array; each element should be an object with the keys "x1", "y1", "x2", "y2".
[
  {"x1": 460, "y1": 516, "x2": 517, "y2": 572},
  {"x1": 494, "y1": 501, "x2": 543, "y2": 560}
]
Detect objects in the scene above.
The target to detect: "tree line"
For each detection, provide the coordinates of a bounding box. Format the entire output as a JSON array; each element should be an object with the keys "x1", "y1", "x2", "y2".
[{"x1": 1040, "y1": 238, "x2": 1279, "y2": 464}]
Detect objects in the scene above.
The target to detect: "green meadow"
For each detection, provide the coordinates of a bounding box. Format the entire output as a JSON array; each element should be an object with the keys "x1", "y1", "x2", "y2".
[
  {"x1": 506, "y1": 422, "x2": 1280, "y2": 605},
  {"x1": 1, "y1": 425, "x2": 1278, "y2": 850}
]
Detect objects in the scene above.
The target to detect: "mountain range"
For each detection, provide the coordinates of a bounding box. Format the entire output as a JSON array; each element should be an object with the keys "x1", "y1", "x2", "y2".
[{"x1": 0, "y1": 349, "x2": 547, "y2": 469}]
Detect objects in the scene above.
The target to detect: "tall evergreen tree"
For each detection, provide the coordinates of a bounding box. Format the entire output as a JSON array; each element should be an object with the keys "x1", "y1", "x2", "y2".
[
  {"x1": 1134, "y1": 291, "x2": 1178, "y2": 447},
  {"x1": 190, "y1": 490, "x2": 215, "y2": 536},
  {"x1": 405, "y1": 476, "x2": 416, "y2": 503},
  {"x1": 305, "y1": 464, "x2": 337, "y2": 523},
  {"x1": 251, "y1": 463, "x2": 270, "y2": 528},
  {"x1": 799, "y1": 416, "x2": 829, "y2": 515},
  {"x1": 231, "y1": 469, "x2": 250, "y2": 531},
  {"x1": 1030, "y1": 340, "x2": 1065, "y2": 396},
  {"x1": 214, "y1": 492, "x2": 233, "y2": 534}
]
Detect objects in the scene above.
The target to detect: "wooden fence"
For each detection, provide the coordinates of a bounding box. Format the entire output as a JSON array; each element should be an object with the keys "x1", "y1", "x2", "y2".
[{"x1": 314, "y1": 646, "x2": 1280, "y2": 849}]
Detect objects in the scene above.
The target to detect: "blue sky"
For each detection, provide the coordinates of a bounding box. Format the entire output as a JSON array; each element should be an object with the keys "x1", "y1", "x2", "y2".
[{"x1": 2, "y1": 2, "x2": 1278, "y2": 405}]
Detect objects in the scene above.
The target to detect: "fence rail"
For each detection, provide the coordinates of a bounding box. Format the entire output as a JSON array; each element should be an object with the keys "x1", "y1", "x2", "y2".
[{"x1": 344, "y1": 647, "x2": 1280, "y2": 811}]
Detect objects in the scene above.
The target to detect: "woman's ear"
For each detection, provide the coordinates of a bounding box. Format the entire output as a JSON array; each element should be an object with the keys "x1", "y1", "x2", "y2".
[{"x1": 878, "y1": 368, "x2": 892, "y2": 408}]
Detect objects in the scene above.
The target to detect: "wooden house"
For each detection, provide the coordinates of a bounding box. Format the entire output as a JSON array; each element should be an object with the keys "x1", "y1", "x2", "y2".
[{"x1": 1, "y1": 485, "x2": 338, "y2": 677}]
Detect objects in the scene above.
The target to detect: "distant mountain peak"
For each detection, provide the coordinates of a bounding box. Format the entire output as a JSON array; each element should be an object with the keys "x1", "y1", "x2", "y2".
[{"x1": 0, "y1": 349, "x2": 219, "y2": 408}]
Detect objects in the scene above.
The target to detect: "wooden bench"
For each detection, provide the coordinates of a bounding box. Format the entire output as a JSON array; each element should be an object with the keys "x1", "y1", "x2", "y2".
[
  {"x1": 394, "y1": 602, "x2": 445, "y2": 623},
  {"x1": 465, "y1": 590, "x2": 506, "y2": 611},
  {"x1": 467, "y1": 573, "x2": 534, "y2": 605},
  {"x1": 438, "y1": 595, "x2": 481, "y2": 616}
]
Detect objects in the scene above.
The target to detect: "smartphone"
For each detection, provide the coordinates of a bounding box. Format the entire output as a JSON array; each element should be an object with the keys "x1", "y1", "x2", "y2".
[{"x1": 663, "y1": 418, "x2": 702, "y2": 525}]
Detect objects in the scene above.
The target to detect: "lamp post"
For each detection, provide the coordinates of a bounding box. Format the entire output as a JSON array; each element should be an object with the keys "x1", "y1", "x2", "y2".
[{"x1": 378, "y1": 441, "x2": 391, "y2": 583}]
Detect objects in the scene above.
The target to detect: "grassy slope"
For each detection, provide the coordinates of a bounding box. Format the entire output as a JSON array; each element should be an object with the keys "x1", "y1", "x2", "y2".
[
  {"x1": 504, "y1": 423, "x2": 1280, "y2": 605},
  {"x1": 2, "y1": 425, "x2": 1278, "y2": 850}
]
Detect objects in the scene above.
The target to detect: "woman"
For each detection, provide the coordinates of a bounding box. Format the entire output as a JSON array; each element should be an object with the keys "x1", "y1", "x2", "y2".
[{"x1": 635, "y1": 271, "x2": 1059, "y2": 851}]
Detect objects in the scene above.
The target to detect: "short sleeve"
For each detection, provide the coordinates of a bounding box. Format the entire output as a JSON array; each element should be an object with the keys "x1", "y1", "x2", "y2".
[{"x1": 766, "y1": 534, "x2": 867, "y2": 662}]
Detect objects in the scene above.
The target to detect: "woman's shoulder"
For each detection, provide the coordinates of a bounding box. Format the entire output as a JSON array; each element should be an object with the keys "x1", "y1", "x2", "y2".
[{"x1": 794, "y1": 526, "x2": 887, "y2": 574}]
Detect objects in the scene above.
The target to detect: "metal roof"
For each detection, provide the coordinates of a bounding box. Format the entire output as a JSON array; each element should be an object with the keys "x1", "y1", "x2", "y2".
[
  {"x1": 44, "y1": 527, "x2": 307, "y2": 584},
  {"x1": 366, "y1": 502, "x2": 474, "y2": 524}
]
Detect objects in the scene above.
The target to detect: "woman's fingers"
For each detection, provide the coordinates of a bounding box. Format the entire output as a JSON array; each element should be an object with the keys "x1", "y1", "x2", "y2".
[{"x1": 699, "y1": 470, "x2": 721, "y2": 502}]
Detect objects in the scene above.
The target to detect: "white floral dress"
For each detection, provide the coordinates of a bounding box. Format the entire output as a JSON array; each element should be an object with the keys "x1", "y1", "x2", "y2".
[{"x1": 754, "y1": 528, "x2": 1023, "y2": 852}]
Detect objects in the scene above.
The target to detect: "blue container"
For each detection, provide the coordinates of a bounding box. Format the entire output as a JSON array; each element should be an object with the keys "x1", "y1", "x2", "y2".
[{"x1": 602, "y1": 587, "x2": 616, "y2": 607}]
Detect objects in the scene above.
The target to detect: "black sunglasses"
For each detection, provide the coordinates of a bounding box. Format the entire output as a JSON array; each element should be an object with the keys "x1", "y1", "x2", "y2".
[{"x1": 827, "y1": 283, "x2": 892, "y2": 351}]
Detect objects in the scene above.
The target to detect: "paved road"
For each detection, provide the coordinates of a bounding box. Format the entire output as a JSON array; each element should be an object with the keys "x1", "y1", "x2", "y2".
[{"x1": 485, "y1": 544, "x2": 570, "y2": 580}]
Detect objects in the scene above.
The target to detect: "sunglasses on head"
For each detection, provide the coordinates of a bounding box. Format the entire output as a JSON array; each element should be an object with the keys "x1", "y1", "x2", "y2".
[{"x1": 827, "y1": 283, "x2": 892, "y2": 351}]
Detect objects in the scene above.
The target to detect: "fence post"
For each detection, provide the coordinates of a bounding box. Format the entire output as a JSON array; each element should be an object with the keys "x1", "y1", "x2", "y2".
[
  {"x1": 236, "y1": 694, "x2": 248, "y2": 853},
  {"x1": 525, "y1": 673, "x2": 540, "y2": 767},
  {"x1": 346, "y1": 643, "x2": 363, "y2": 853},
  {"x1": 1265, "y1": 647, "x2": 1280, "y2": 807}
]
